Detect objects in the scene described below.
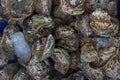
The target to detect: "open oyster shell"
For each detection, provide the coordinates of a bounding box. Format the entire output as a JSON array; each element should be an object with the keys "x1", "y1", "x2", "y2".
[
  {"x1": 90, "y1": 8, "x2": 118, "y2": 37},
  {"x1": 61, "y1": 0, "x2": 85, "y2": 15}
]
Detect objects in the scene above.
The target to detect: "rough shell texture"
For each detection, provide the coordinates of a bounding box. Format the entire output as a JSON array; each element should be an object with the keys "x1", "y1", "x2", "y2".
[
  {"x1": 1, "y1": 22, "x2": 20, "y2": 59},
  {"x1": 41, "y1": 34, "x2": 55, "y2": 60},
  {"x1": 53, "y1": 6, "x2": 75, "y2": 25},
  {"x1": 90, "y1": 46, "x2": 118, "y2": 69},
  {"x1": 13, "y1": 69, "x2": 35, "y2": 80},
  {"x1": 1, "y1": 0, "x2": 33, "y2": 18},
  {"x1": 24, "y1": 15, "x2": 54, "y2": 46},
  {"x1": 0, "y1": 49, "x2": 8, "y2": 67},
  {"x1": 69, "y1": 52, "x2": 80, "y2": 69},
  {"x1": 55, "y1": 26, "x2": 79, "y2": 52},
  {"x1": 80, "y1": 40, "x2": 98, "y2": 62},
  {"x1": 68, "y1": 71, "x2": 84, "y2": 80},
  {"x1": 75, "y1": 15, "x2": 92, "y2": 36},
  {"x1": 107, "y1": 1, "x2": 117, "y2": 17},
  {"x1": 78, "y1": 62, "x2": 104, "y2": 80},
  {"x1": 0, "y1": 63, "x2": 20, "y2": 80},
  {"x1": 51, "y1": 48, "x2": 70, "y2": 74},
  {"x1": 104, "y1": 56, "x2": 120, "y2": 79},
  {"x1": 33, "y1": 0, "x2": 51, "y2": 16},
  {"x1": 90, "y1": 8, "x2": 118, "y2": 37},
  {"x1": 61, "y1": 0, "x2": 85, "y2": 15},
  {"x1": 27, "y1": 55, "x2": 49, "y2": 80}
]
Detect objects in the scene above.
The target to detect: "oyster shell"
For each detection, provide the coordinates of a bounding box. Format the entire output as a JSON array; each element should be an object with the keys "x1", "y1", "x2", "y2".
[
  {"x1": 78, "y1": 62, "x2": 104, "y2": 80},
  {"x1": 41, "y1": 34, "x2": 55, "y2": 60},
  {"x1": 90, "y1": 8, "x2": 118, "y2": 37},
  {"x1": 51, "y1": 48, "x2": 70, "y2": 74},
  {"x1": 61, "y1": 0, "x2": 85, "y2": 15},
  {"x1": 0, "y1": 48, "x2": 8, "y2": 67},
  {"x1": 55, "y1": 26, "x2": 79, "y2": 52},
  {"x1": 53, "y1": 6, "x2": 75, "y2": 25},
  {"x1": 27, "y1": 38, "x2": 50, "y2": 80},
  {"x1": 63, "y1": 71, "x2": 84, "y2": 80},
  {"x1": 89, "y1": 38, "x2": 119, "y2": 69},
  {"x1": 107, "y1": 1, "x2": 117, "y2": 17},
  {"x1": 1, "y1": 22, "x2": 20, "y2": 59},
  {"x1": 80, "y1": 39, "x2": 98, "y2": 62},
  {"x1": 23, "y1": 15, "x2": 54, "y2": 46},
  {"x1": 75, "y1": 15, "x2": 92, "y2": 36},
  {"x1": 0, "y1": 63, "x2": 20, "y2": 80},
  {"x1": 13, "y1": 69, "x2": 35, "y2": 80},
  {"x1": 104, "y1": 56, "x2": 120, "y2": 79},
  {"x1": 1, "y1": 0, "x2": 33, "y2": 18},
  {"x1": 33, "y1": 0, "x2": 51, "y2": 16},
  {"x1": 27, "y1": 55, "x2": 50, "y2": 80},
  {"x1": 70, "y1": 51, "x2": 80, "y2": 69}
]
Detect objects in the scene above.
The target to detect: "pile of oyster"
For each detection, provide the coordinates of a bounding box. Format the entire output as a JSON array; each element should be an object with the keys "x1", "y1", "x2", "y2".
[{"x1": 0, "y1": 0, "x2": 120, "y2": 80}]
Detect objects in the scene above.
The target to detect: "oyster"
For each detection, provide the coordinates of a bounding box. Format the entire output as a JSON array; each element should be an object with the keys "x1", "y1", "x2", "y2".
[
  {"x1": 107, "y1": 1, "x2": 117, "y2": 17},
  {"x1": 78, "y1": 62, "x2": 104, "y2": 80},
  {"x1": 27, "y1": 55, "x2": 50, "y2": 80},
  {"x1": 85, "y1": 0, "x2": 110, "y2": 13},
  {"x1": 55, "y1": 26, "x2": 79, "y2": 52},
  {"x1": 70, "y1": 51, "x2": 80, "y2": 69},
  {"x1": 80, "y1": 39, "x2": 98, "y2": 62},
  {"x1": 60, "y1": 0, "x2": 85, "y2": 15},
  {"x1": 75, "y1": 15, "x2": 92, "y2": 37},
  {"x1": 51, "y1": 48, "x2": 70, "y2": 74},
  {"x1": 104, "y1": 56, "x2": 120, "y2": 79},
  {"x1": 53, "y1": 6, "x2": 76, "y2": 25},
  {"x1": 1, "y1": 0, "x2": 33, "y2": 18},
  {"x1": 62, "y1": 71, "x2": 84, "y2": 80},
  {"x1": 0, "y1": 49, "x2": 8, "y2": 67},
  {"x1": 27, "y1": 38, "x2": 50, "y2": 80},
  {"x1": 90, "y1": 8, "x2": 118, "y2": 37},
  {"x1": 13, "y1": 69, "x2": 35, "y2": 80},
  {"x1": 33, "y1": 0, "x2": 51, "y2": 16},
  {"x1": 32, "y1": 40, "x2": 43, "y2": 57},
  {"x1": 1, "y1": 22, "x2": 20, "y2": 59},
  {"x1": 89, "y1": 38, "x2": 119, "y2": 69},
  {"x1": 41, "y1": 34, "x2": 55, "y2": 60},
  {"x1": 23, "y1": 15, "x2": 54, "y2": 46},
  {"x1": 0, "y1": 63, "x2": 20, "y2": 80}
]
